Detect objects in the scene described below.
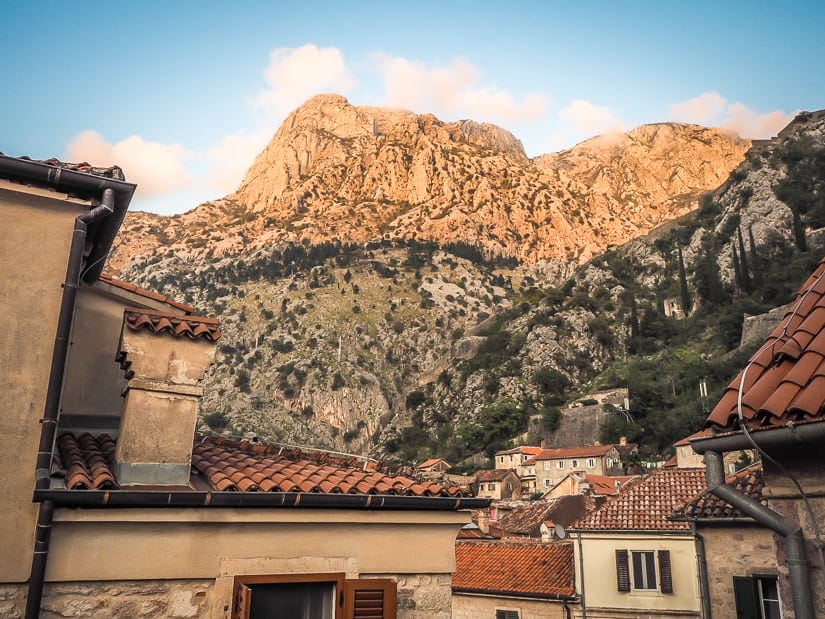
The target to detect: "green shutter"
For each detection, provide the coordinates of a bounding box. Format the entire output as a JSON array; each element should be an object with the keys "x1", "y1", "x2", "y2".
[{"x1": 733, "y1": 576, "x2": 758, "y2": 619}]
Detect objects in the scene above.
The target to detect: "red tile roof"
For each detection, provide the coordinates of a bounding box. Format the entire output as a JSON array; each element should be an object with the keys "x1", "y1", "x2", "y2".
[
  {"x1": 495, "y1": 446, "x2": 544, "y2": 456},
  {"x1": 672, "y1": 464, "x2": 765, "y2": 521},
  {"x1": 528, "y1": 443, "x2": 635, "y2": 462},
  {"x1": 99, "y1": 273, "x2": 195, "y2": 313},
  {"x1": 706, "y1": 257, "x2": 825, "y2": 430},
  {"x1": 417, "y1": 457, "x2": 449, "y2": 469},
  {"x1": 572, "y1": 468, "x2": 707, "y2": 532},
  {"x1": 124, "y1": 307, "x2": 221, "y2": 342},
  {"x1": 56, "y1": 433, "x2": 118, "y2": 490},
  {"x1": 453, "y1": 541, "x2": 575, "y2": 598},
  {"x1": 192, "y1": 436, "x2": 461, "y2": 496},
  {"x1": 474, "y1": 469, "x2": 517, "y2": 483},
  {"x1": 496, "y1": 495, "x2": 587, "y2": 536},
  {"x1": 584, "y1": 474, "x2": 638, "y2": 496},
  {"x1": 55, "y1": 432, "x2": 463, "y2": 497}
]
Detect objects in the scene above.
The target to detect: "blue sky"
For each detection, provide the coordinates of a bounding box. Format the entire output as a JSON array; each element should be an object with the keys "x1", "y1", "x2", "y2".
[{"x1": 1, "y1": 1, "x2": 823, "y2": 215}]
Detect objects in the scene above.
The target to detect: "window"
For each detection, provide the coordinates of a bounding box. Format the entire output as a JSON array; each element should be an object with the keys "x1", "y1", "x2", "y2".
[
  {"x1": 556, "y1": 461, "x2": 565, "y2": 469},
  {"x1": 543, "y1": 461, "x2": 551, "y2": 470},
  {"x1": 487, "y1": 483, "x2": 496, "y2": 490},
  {"x1": 587, "y1": 458, "x2": 596, "y2": 468},
  {"x1": 232, "y1": 574, "x2": 397, "y2": 619},
  {"x1": 572, "y1": 459, "x2": 579, "y2": 468},
  {"x1": 615, "y1": 550, "x2": 672, "y2": 594},
  {"x1": 496, "y1": 610, "x2": 519, "y2": 619},
  {"x1": 733, "y1": 576, "x2": 781, "y2": 619},
  {"x1": 499, "y1": 456, "x2": 504, "y2": 463},
  {"x1": 544, "y1": 479, "x2": 552, "y2": 488}
]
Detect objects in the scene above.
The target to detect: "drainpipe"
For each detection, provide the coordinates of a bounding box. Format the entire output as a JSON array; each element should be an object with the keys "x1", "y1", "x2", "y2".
[
  {"x1": 703, "y1": 450, "x2": 814, "y2": 619},
  {"x1": 690, "y1": 521, "x2": 712, "y2": 619},
  {"x1": 576, "y1": 531, "x2": 587, "y2": 619},
  {"x1": 25, "y1": 190, "x2": 115, "y2": 619}
]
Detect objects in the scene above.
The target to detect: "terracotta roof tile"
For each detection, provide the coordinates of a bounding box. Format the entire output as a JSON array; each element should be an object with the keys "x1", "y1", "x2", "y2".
[
  {"x1": 99, "y1": 273, "x2": 195, "y2": 313},
  {"x1": 495, "y1": 446, "x2": 543, "y2": 456},
  {"x1": 123, "y1": 307, "x2": 221, "y2": 342},
  {"x1": 56, "y1": 433, "x2": 118, "y2": 490},
  {"x1": 191, "y1": 436, "x2": 463, "y2": 496},
  {"x1": 571, "y1": 468, "x2": 707, "y2": 531},
  {"x1": 531, "y1": 443, "x2": 636, "y2": 461},
  {"x1": 584, "y1": 474, "x2": 638, "y2": 495},
  {"x1": 673, "y1": 464, "x2": 765, "y2": 521},
  {"x1": 54, "y1": 432, "x2": 465, "y2": 496},
  {"x1": 496, "y1": 495, "x2": 587, "y2": 536},
  {"x1": 474, "y1": 469, "x2": 516, "y2": 483},
  {"x1": 453, "y1": 541, "x2": 575, "y2": 598},
  {"x1": 706, "y1": 257, "x2": 825, "y2": 430}
]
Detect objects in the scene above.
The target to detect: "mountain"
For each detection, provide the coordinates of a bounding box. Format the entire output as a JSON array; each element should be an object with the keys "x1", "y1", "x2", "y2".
[
  {"x1": 114, "y1": 96, "x2": 812, "y2": 461},
  {"x1": 110, "y1": 94, "x2": 748, "y2": 271}
]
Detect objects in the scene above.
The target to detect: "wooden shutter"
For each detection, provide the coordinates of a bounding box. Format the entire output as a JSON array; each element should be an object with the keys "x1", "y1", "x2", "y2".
[
  {"x1": 344, "y1": 578, "x2": 397, "y2": 619},
  {"x1": 733, "y1": 576, "x2": 759, "y2": 619},
  {"x1": 615, "y1": 549, "x2": 630, "y2": 592},
  {"x1": 658, "y1": 549, "x2": 673, "y2": 594},
  {"x1": 232, "y1": 583, "x2": 251, "y2": 619}
]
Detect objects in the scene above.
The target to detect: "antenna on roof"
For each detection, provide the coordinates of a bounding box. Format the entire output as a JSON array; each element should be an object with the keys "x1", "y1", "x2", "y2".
[{"x1": 554, "y1": 523, "x2": 568, "y2": 539}]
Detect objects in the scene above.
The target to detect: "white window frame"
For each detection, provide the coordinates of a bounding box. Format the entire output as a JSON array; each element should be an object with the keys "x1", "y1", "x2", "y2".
[
  {"x1": 587, "y1": 458, "x2": 596, "y2": 468},
  {"x1": 631, "y1": 550, "x2": 657, "y2": 591},
  {"x1": 556, "y1": 460, "x2": 565, "y2": 469}
]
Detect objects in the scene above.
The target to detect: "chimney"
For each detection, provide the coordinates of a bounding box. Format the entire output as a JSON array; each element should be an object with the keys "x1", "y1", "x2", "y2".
[
  {"x1": 477, "y1": 509, "x2": 490, "y2": 534},
  {"x1": 620, "y1": 436, "x2": 627, "y2": 446},
  {"x1": 114, "y1": 308, "x2": 219, "y2": 486}
]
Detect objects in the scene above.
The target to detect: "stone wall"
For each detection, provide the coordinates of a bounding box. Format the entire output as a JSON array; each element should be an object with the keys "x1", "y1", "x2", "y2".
[
  {"x1": 699, "y1": 526, "x2": 777, "y2": 618},
  {"x1": 392, "y1": 573, "x2": 453, "y2": 619},
  {"x1": 0, "y1": 580, "x2": 213, "y2": 619},
  {"x1": 452, "y1": 592, "x2": 569, "y2": 619}
]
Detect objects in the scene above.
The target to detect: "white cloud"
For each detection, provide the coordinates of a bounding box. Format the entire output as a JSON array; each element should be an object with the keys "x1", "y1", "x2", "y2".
[
  {"x1": 372, "y1": 53, "x2": 549, "y2": 123},
  {"x1": 667, "y1": 91, "x2": 727, "y2": 125},
  {"x1": 254, "y1": 44, "x2": 356, "y2": 114},
  {"x1": 206, "y1": 129, "x2": 271, "y2": 194},
  {"x1": 65, "y1": 130, "x2": 193, "y2": 198},
  {"x1": 668, "y1": 92, "x2": 795, "y2": 138},
  {"x1": 543, "y1": 99, "x2": 624, "y2": 151}
]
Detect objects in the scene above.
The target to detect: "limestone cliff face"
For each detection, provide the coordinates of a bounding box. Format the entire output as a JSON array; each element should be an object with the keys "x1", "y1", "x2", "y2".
[{"x1": 111, "y1": 94, "x2": 749, "y2": 271}]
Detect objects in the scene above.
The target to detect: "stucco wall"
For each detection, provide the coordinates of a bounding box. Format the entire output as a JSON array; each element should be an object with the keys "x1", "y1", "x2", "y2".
[
  {"x1": 452, "y1": 592, "x2": 570, "y2": 618},
  {"x1": 0, "y1": 184, "x2": 85, "y2": 582},
  {"x1": 699, "y1": 525, "x2": 777, "y2": 619},
  {"x1": 574, "y1": 532, "x2": 700, "y2": 615}
]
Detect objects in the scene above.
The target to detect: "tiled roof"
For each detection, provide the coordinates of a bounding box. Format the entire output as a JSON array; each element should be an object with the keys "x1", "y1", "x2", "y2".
[
  {"x1": 192, "y1": 436, "x2": 461, "y2": 496},
  {"x1": 495, "y1": 446, "x2": 543, "y2": 456},
  {"x1": 99, "y1": 273, "x2": 195, "y2": 313},
  {"x1": 124, "y1": 308, "x2": 221, "y2": 342},
  {"x1": 584, "y1": 474, "x2": 638, "y2": 496},
  {"x1": 56, "y1": 433, "x2": 119, "y2": 490},
  {"x1": 453, "y1": 541, "x2": 575, "y2": 598},
  {"x1": 673, "y1": 429, "x2": 711, "y2": 447},
  {"x1": 706, "y1": 257, "x2": 825, "y2": 430},
  {"x1": 571, "y1": 468, "x2": 707, "y2": 531},
  {"x1": 672, "y1": 464, "x2": 765, "y2": 521},
  {"x1": 474, "y1": 469, "x2": 516, "y2": 482},
  {"x1": 496, "y1": 495, "x2": 587, "y2": 536},
  {"x1": 1, "y1": 154, "x2": 126, "y2": 181},
  {"x1": 530, "y1": 443, "x2": 634, "y2": 461},
  {"x1": 417, "y1": 457, "x2": 449, "y2": 469},
  {"x1": 55, "y1": 432, "x2": 463, "y2": 497}
]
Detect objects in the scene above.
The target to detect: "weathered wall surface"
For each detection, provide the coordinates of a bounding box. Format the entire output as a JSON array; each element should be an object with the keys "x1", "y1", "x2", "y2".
[
  {"x1": 452, "y1": 592, "x2": 569, "y2": 619},
  {"x1": 0, "y1": 185, "x2": 83, "y2": 582},
  {"x1": 699, "y1": 526, "x2": 777, "y2": 619},
  {"x1": 390, "y1": 573, "x2": 453, "y2": 619},
  {"x1": 0, "y1": 580, "x2": 213, "y2": 619}
]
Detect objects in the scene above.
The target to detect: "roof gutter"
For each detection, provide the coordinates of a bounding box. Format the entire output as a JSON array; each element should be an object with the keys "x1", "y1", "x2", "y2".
[
  {"x1": 703, "y1": 450, "x2": 814, "y2": 619},
  {"x1": 0, "y1": 154, "x2": 135, "y2": 282},
  {"x1": 33, "y1": 488, "x2": 491, "y2": 511},
  {"x1": 690, "y1": 419, "x2": 825, "y2": 455}
]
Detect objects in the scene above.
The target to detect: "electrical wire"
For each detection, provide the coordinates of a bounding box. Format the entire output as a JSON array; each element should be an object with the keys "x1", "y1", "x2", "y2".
[{"x1": 735, "y1": 266, "x2": 825, "y2": 569}]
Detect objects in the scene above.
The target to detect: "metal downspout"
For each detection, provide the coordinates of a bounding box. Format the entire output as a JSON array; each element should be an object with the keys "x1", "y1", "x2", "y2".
[
  {"x1": 577, "y1": 531, "x2": 587, "y2": 619},
  {"x1": 24, "y1": 190, "x2": 115, "y2": 619},
  {"x1": 690, "y1": 521, "x2": 712, "y2": 619},
  {"x1": 704, "y1": 450, "x2": 814, "y2": 619}
]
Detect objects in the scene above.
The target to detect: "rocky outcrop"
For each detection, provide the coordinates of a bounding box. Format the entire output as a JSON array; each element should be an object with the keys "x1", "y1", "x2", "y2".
[{"x1": 110, "y1": 94, "x2": 749, "y2": 271}]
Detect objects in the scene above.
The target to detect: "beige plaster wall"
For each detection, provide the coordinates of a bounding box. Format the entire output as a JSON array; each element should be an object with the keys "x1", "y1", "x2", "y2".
[
  {"x1": 452, "y1": 592, "x2": 570, "y2": 619},
  {"x1": 46, "y1": 508, "x2": 469, "y2": 582},
  {"x1": 574, "y1": 532, "x2": 700, "y2": 615},
  {"x1": 0, "y1": 185, "x2": 84, "y2": 582},
  {"x1": 699, "y1": 525, "x2": 777, "y2": 619},
  {"x1": 60, "y1": 288, "x2": 129, "y2": 419}
]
